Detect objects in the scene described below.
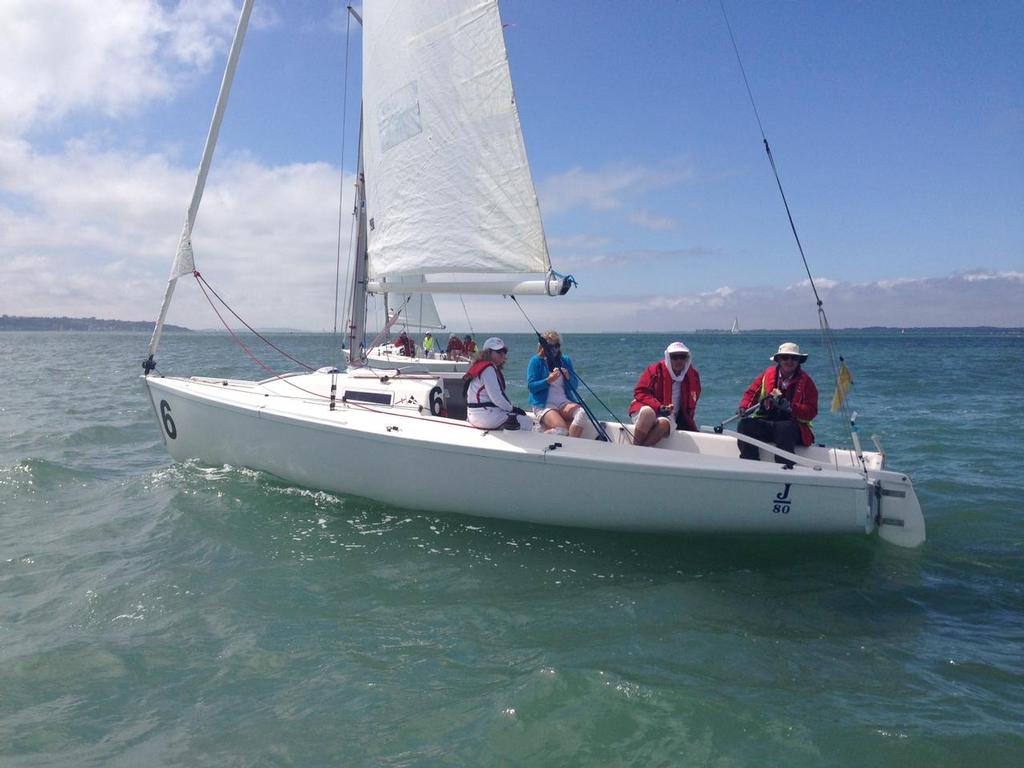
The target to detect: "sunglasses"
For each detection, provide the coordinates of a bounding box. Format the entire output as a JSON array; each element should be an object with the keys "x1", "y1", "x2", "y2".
[
  {"x1": 669, "y1": 353, "x2": 689, "y2": 360},
  {"x1": 495, "y1": 348, "x2": 508, "y2": 355},
  {"x1": 777, "y1": 355, "x2": 799, "y2": 362}
]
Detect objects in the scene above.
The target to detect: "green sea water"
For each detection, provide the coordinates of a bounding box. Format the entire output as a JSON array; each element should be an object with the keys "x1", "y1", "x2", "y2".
[{"x1": 1, "y1": 328, "x2": 1022, "y2": 766}]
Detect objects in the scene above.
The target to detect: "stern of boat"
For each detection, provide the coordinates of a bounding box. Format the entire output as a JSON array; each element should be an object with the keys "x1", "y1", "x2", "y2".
[{"x1": 868, "y1": 471, "x2": 926, "y2": 548}]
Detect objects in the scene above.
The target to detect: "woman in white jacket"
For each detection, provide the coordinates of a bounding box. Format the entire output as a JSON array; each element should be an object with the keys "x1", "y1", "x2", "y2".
[{"x1": 463, "y1": 337, "x2": 530, "y2": 430}]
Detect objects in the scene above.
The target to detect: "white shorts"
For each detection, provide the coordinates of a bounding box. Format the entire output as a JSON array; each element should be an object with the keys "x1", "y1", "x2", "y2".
[
  {"x1": 468, "y1": 409, "x2": 533, "y2": 431},
  {"x1": 630, "y1": 405, "x2": 666, "y2": 424},
  {"x1": 533, "y1": 400, "x2": 578, "y2": 420},
  {"x1": 467, "y1": 407, "x2": 509, "y2": 430}
]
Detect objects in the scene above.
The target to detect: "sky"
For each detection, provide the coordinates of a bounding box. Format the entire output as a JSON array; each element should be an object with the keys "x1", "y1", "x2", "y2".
[{"x1": 1, "y1": 0, "x2": 1022, "y2": 333}]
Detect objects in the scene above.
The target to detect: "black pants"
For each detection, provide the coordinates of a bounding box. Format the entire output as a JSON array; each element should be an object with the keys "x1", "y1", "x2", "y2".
[{"x1": 737, "y1": 417, "x2": 801, "y2": 464}]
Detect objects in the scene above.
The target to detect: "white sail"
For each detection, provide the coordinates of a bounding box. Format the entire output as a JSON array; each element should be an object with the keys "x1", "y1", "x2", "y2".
[
  {"x1": 385, "y1": 276, "x2": 445, "y2": 330},
  {"x1": 362, "y1": 0, "x2": 551, "y2": 280}
]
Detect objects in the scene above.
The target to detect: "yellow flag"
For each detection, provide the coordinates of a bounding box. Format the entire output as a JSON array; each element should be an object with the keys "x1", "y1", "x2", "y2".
[{"x1": 831, "y1": 359, "x2": 853, "y2": 413}]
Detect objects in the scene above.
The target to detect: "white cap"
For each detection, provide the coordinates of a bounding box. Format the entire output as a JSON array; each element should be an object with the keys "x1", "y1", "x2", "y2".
[
  {"x1": 665, "y1": 341, "x2": 690, "y2": 356},
  {"x1": 483, "y1": 337, "x2": 506, "y2": 351}
]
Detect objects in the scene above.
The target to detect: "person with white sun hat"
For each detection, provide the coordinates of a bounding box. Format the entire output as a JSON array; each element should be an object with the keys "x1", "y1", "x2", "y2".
[{"x1": 737, "y1": 342, "x2": 819, "y2": 466}]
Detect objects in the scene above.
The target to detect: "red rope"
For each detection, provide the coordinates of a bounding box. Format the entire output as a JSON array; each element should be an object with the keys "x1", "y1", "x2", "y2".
[
  {"x1": 193, "y1": 271, "x2": 316, "y2": 371},
  {"x1": 193, "y1": 272, "x2": 328, "y2": 400},
  {"x1": 191, "y1": 271, "x2": 489, "y2": 429}
]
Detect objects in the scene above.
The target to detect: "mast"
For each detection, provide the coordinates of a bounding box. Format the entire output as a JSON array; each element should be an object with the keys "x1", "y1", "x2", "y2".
[
  {"x1": 346, "y1": 121, "x2": 369, "y2": 361},
  {"x1": 143, "y1": 0, "x2": 255, "y2": 373}
]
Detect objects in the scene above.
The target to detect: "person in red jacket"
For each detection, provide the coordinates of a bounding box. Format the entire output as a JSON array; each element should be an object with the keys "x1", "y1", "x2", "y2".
[
  {"x1": 737, "y1": 342, "x2": 818, "y2": 466},
  {"x1": 446, "y1": 333, "x2": 464, "y2": 360},
  {"x1": 394, "y1": 330, "x2": 414, "y2": 357},
  {"x1": 627, "y1": 341, "x2": 701, "y2": 446}
]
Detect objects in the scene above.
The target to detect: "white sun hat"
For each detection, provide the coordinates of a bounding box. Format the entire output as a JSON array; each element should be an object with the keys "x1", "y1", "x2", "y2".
[{"x1": 771, "y1": 342, "x2": 808, "y2": 362}]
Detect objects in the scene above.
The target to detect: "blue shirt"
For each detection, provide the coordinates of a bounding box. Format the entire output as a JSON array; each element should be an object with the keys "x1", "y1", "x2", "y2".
[{"x1": 526, "y1": 353, "x2": 581, "y2": 409}]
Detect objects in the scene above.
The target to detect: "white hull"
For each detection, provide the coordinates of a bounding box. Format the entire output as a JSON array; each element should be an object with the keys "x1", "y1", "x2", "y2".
[
  {"x1": 362, "y1": 345, "x2": 469, "y2": 373},
  {"x1": 143, "y1": 372, "x2": 925, "y2": 546}
]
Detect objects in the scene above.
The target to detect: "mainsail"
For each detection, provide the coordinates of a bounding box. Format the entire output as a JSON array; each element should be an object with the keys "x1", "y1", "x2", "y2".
[{"x1": 362, "y1": 0, "x2": 551, "y2": 281}]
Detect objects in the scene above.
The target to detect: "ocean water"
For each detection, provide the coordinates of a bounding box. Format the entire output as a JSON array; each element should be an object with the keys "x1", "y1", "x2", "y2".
[{"x1": 1, "y1": 328, "x2": 1022, "y2": 767}]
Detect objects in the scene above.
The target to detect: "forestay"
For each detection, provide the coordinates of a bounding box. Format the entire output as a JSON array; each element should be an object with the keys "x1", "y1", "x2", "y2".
[
  {"x1": 386, "y1": 276, "x2": 445, "y2": 330},
  {"x1": 362, "y1": 0, "x2": 550, "y2": 279}
]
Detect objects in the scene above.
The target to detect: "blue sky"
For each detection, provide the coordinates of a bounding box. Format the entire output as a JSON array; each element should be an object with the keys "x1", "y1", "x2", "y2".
[{"x1": 1, "y1": 0, "x2": 1021, "y2": 332}]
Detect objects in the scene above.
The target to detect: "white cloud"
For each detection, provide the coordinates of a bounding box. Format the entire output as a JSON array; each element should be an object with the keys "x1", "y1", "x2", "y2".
[
  {"x1": 0, "y1": 137, "x2": 354, "y2": 328},
  {"x1": 436, "y1": 273, "x2": 1024, "y2": 332},
  {"x1": 627, "y1": 209, "x2": 678, "y2": 231},
  {"x1": 1, "y1": 6, "x2": 1020, "y2": 337},
  {"x1": 961, "y1": 269, "x2": 1024, "y2": 282},
  {"x1": 4, "y1": 132, "x2": 1021, "y2": 334},
  {"x1": 0, "y1": 0, "x2": 237, "y2": 136},
  {"x1": 790, "y1": 276, "x2": 839, "y2": 291},
  {"x1": 547, "y1": 233, "x2": 611, "y2": 251},
  {"x1": 538, "y1": 158, "x2": 695, "y2": 215}
]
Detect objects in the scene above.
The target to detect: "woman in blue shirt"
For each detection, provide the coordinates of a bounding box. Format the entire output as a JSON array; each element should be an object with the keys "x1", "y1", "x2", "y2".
[{"x1": 526, "y1": 330, "x2": 586, "y2": 437}]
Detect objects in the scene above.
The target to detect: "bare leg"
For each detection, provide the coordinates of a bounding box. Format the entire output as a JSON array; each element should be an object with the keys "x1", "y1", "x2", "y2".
[
  {"x1": 646, "y1": 417, "x2": 672, "y2": 446},
  {"x1": 632, "y1": 406, "x2": 672, "y2": 446},
  {"x1": 561, "y1": 403, "x2": 585, "y2": 438},
  {"x1": 541, "y1": 409, "x2": 571, "y2": 434}
]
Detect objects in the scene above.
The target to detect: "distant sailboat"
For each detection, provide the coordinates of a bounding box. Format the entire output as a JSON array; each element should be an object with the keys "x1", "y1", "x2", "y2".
[{"x1": 730, "y1": 317, "x2": 740, "y2": 334}]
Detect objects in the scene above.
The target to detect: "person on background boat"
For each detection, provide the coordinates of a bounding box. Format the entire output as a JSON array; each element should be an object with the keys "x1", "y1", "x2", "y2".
[
  {"x1": 527, "y1": 330, "x2": 586, "y2": 437},
  {"x1": 463, "y1": 338, "x2": 530, "y2": 430},
  {"x1": 422, "y1": 332, "x2": 434, "y2": 358},
  {"x1": 463, "y1": 335, "x2": 477, "y2": 356},
  {"x1": 736, "y1": 342, "x2": 818, "y2": 466},
  {"x1": 446, "y1": 333, "x2": 464, "y2": 361},
  {"x1": 628, "y1": 341, "x2": 701, "y2": 446},
  {"x1": 395, "y1": 330, "x2": 414, "y2": 357}
]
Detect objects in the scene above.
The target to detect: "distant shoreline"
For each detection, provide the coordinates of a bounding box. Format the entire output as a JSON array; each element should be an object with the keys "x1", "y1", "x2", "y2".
[
  {"x1": 1, "y1": 315, "x2": 1018, "y2": 334},
  {"x1": 0, "y1": 315, "x2": 190, "y2": 332}
]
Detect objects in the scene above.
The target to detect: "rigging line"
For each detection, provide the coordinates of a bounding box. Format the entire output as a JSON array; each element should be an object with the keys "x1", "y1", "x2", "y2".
[
  {"x1": 344, "y1": 399, "x2": 490, "y2": 431},
  {"x1": 506, "y1": 296, "x2": 630, "y2": 431},
  {"x1": 333, "y1": 9, "x2": 354, "y2": 341},
  {"x1": 507, "y1": 296, "x2": 614, "y2": 441},
  {"x1": 718, "y1": 0, "x2": 822, "y2": 307},
  {"x1": 364, "y1": 296, "x2": 411, "y2": 352},
  {"x1": 194, "y1": 275, "x2": 328, "y2": 400},
  {"x1": 718, "y1": 1, "x2": 856, "y2": 436},
  {"x1": 193, "y1": 272, "x2": 316, "y2": 371},
  {"x1": 459, "y1": 295, "x2": 475, "y2": 337}
]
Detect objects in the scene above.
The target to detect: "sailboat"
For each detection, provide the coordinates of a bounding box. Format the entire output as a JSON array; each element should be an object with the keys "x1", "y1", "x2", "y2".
[
  {"x1": 142, "y1": 0, "x2": 925, "y2": 548},
  {"x1": 731, "y1": 317, "x2": 740, "y2": 334},
  {"x1": 359, "y1": 284, "x2": 469, "y2": 373}
]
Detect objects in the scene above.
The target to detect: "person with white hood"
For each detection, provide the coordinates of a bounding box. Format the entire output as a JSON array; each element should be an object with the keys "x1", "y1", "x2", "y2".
[{"x1": 627, "y1": 341, "x2": 702, "y2": 446}]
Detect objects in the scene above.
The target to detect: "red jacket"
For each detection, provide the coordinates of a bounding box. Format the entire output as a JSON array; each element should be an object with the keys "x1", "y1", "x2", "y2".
[
  {"x1": 628, "y1": 361, "x2": 701, "y2": 432},
  {"x1": 739, "y1": 365, "x2": 818, "y2": 445}
]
